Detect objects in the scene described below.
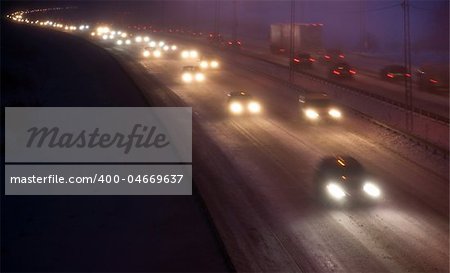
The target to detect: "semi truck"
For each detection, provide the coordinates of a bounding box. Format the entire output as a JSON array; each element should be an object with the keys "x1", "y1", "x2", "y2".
[{"x1": 270, "y1": 23, "x2": 323, "y2": 55}]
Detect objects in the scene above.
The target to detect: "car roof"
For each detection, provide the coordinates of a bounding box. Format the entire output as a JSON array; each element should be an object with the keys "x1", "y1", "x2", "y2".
[
  {"x1": 228, "y1": 91, "x2": 251, "y2": 97},
  {"x1": 333, "y1": 62, "x2": 351, "y2": 68},
  {"x1": 320, "y1": 156, "x2": 363, "y2": 170},
  {"x1": 304, "y1": 92, "x2": 329, "y2": 100},
  {"x1": 183, "y1": 65, "x2": 198, "y2": 70}
]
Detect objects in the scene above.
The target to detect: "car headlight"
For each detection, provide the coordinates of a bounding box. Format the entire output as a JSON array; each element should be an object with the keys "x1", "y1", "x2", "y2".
[
  {"x1": 363, "y1": 182, "x2": 381, "y2": 198},
  {"x1": 230, "y1": 102, "x2": 243, "y2": 114},
  {"x1": 158, "y1": 41, "x2": 165, "y2": 47},
  {"x1": 200, "y1": 61, "x2": 209, "y2": 69},
  {"x1": 182, "y1": 73, "x2": 193, "y2": 82},
  {"x1": 210, "y1": 60, "x2": 219, "y2": 68},
  {"x1": 326, "y1": 183, "x2": 346, "y2": 200},
  {"x1": 163, "y1": 45, "x2": 169, "y2": 51},
  {"x1": 181, "y1": 51, "x2": 189, "y2": 59},
  {"x1": 329, "y1": 108, "x2": 342, "y2": 118},
  {"x1": 305, "y1": 109, "x2": 319, "y2": 119},
  {"x1": 143, "y1": 36, "x2": 150, "y2": 42},
  {"x1": 190, "y1": 50, "x2": 198, "y2": 58},
  {"x1": 116, "y1": 39, "x2": 123, "y2": 45},
  {"x1": 153, "y1": 50, "x2": 162, "y2": 58},
  {"x1": 135, "y1": 36, "x2": 142, "y2": 43},
  {"x1": 171, "y1": 45, "x2": 177, "y2": 51},
  {"x1": 142, "y1": 50, "x2": 150, "y2": 58},
  {"x1": 149, "y1": 41, "x2": 156, "y2": 47},
  {"x1": 195, "y1": 73, "x2": 205, "y2": 81},
  {"x1": 248, "y1": 101, "x2": 261, "y2": 113},
  {"x1": 125, "y1": 39, "x2": 131, "y2": 45}
]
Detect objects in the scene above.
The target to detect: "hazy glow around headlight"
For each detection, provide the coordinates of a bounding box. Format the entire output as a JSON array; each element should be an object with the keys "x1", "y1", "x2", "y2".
[
  {"x1": 195, "y1": 73, "x2": 205, "y2": 81},
  {"x1": 153, "y1": 50, "x2": 162, "y2": 57},
  {"x1": 305, "y1": 109, "x2": 319, "y2": 119},
  {"x1": 163, "y1": 45, "x2": 169, "y2": 51},
  {"x1": 200, "y1": 61, "x2": 209, "y2": 69},
  {"x1": 210, "y1": 60, "x2": 219, "y2": 68},
  {"x1": 326, "y1": 183, "x2": 346, "y2": 200},
  {"x1": 171, "y1": 45, "x2": 177, "y2": 50},
  {"x1": 143, "y1": 50, "x2": 150, "y2": 57},
  {"x1": 125, "y1": 39, "x2": 131, "y2": 45},
  {"x1": 116, "y1": 39, "x2": 123, "y2": 45},
  {"x1": 248, "y1": 101, "x2": 261, "y2": 113},
  {"x1": 363, "y1": 182, "x2": 381, "y2": 198},
  {"x1": 135, "y1": 36, "x2": 142, "y2": 42},
  {"x1": 329, "y1": 108, "x2": 342, "y2": 118},
  {"x1": 149, "y1": 41, "x2": 156, "y2": 47},
  {"x1": 182, "y1": 73, "x2": 193, "y2": 82},
  {"x1": 181, "y1": 51, "x2": 189, "y2": 58},
  {"x1": 230, "y1": 102, "x2": 243, "y2": 114},
  {"x1": 190, "y1": 50, "x2": 198, "y2": 58}
]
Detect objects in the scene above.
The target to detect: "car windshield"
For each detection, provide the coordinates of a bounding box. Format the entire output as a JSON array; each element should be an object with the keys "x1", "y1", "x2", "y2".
[
  {"x1": 183, "y1": 66, "x2": 197, "y2": 72},
  {"x1": 323, "y1": 161, "x2": 364, "y2": 178},
  {"x1": 307, "y1": 98, "x2": 331, "y2": 108},
  {"x1": 335, "y1": 63, "x2": 350, "y2": 70}
]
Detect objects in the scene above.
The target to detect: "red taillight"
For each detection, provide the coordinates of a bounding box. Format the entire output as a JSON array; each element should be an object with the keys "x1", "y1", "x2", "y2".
[
  {"x1": 333, "y1": 70, "x2": 341, "y2": 75},
  {"x1": 339, "y1": 54, "x2": 345, "y2": 58},
  {"x1": 429, "y1": 78, "x2": 438, "y2": 84},
  {"x1": 293, "y1": 58, "x2": 300, "y2": 63},
  {"x1": 324, "y1": 55, "x2": 331, "y2": 59},
  {"x1": 405, "y1": 73, "x2": 411, "y2": 77},
  {"x1": 309, "y1": 58, "x2": 316, "y2": 62},
  {"x1": 237, "y1": 41, "x2": 241, "y2": 45},
  {"x1": 280, "y1": 48, "x2": 285, "y2": 52},
  {"x1": 349, "y1": 69, "x2": 356, "y2": 75},
  {"x1": 387, "y1": 73, "x2": 394, "y2": 78},
  {"x1": 228, "y1": 41, "x2": 232, "y2": 45}
]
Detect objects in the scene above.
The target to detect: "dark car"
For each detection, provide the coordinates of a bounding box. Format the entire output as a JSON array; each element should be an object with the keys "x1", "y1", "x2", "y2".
[
  {"x1": 329, "y1": 62, "x2": 356, "y2": 79},
  {"x1": 291, "y1": 53, "x2": 315, "y2": 70},
  {"x1": 322, "y1": 49, "x2": 345, "y2": 63},
  {"x1": 314, "y1": 156, "x2": 381, "y2": 204},
  {"x1": 416, "y1": 64, "x2": 449, "y2": 94},
  {"x1": 380, "y1": 65, "x2": 411, "y2": 81},
  {"x1": 298, "y1": 92, "x2": 342, "y2": 121},
  {"x1": 227, "y1": 91, "x2": 262, "y2": 115}
]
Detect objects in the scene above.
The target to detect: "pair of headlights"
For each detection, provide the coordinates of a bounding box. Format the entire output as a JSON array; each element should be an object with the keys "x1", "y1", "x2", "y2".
[
  {"x1": 200, "y1": 60, "x2": 219, "y2": 69},
  {"x1": 182, "y1": 72, "x2": 205, "y2": 82},
  {"x1": 305, "y1": 108, "x2": 342, "y2": 120},
  {"x1": 229, "y1": 101, "x2": 261, "y2": 114},
  {"x1": 142, "y1": 50, "x2": 162, "y2": 58},
  {"x1": 326, "y1": 182, "x2": 381, "y2": 200},
  {"x1": 181, "y1": 50, "x2": 199, "y2": 59}
]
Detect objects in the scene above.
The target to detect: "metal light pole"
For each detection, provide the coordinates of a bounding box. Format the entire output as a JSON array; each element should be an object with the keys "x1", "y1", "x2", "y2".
[
  {"x1": 359, "y1": 0, "x2": 367, "y2": 52},
  {"x1": 232, "y1": 0, "x2": 238, "y2": 41},
  {"x1": 192, "y1": 1, "x2": 198, "y2": 33},
  {"x1": 214, "y1": 0, "x2": 221, "y2": 34},
  {"x1": 289, "y1": 0, "x2": 296, "y2": 82},
  {"x1": 402, "y1": 0, "x2": 413, "y2": 131}
]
